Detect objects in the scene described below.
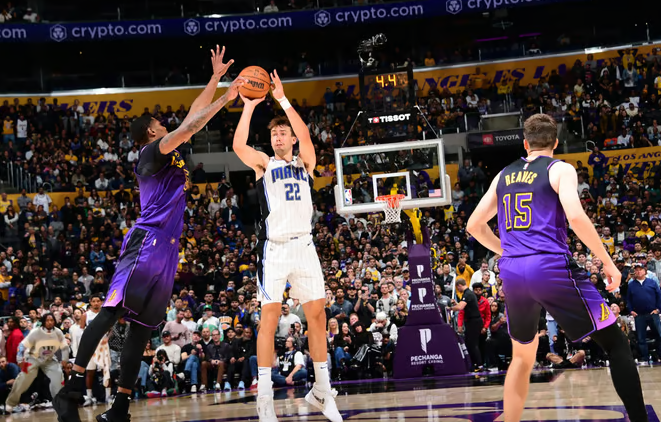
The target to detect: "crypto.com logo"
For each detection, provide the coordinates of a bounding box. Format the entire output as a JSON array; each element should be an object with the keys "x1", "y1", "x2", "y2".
[
  {"x1": 419, "y1": 328, "x2": 432, "y2": 353},
  {"x1": 314, "y1": 10, "x2": 331, "y2": 27},
  {"x1": 183, "y1": 19, "x2": 200, "y2": 36},
  {"x1": 50, "y1": 24, "x2": 67, "y2": 42},
  {"x1": 446, "y1": 0, "x2": 463, "y2": 14}
]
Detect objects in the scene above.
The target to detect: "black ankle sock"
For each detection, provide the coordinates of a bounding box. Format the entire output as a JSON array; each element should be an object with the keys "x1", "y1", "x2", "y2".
[{"x1": 110, "y1": 392, "x2": 131, "y2": 417}]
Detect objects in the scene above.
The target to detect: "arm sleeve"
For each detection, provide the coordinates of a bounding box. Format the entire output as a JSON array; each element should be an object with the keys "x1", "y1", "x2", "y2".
[{"x1": 136, "y1": 139, "x2": 171, "y2": 177}]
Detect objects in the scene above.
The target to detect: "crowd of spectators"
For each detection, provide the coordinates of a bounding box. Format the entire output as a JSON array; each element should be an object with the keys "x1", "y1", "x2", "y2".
[
  {"x1": 0, "y1": 3, "x2": 39, "y2": 23},
  {"x1": 513, "y1": 48, "x2": 661, "y2": 148},
  {"x1": 1, "y1": 51, "x2": 661, "y2": 413}
]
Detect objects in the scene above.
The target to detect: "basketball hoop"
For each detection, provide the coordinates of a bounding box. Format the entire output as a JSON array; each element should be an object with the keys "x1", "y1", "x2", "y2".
[{"x1": 375, "y1": 194, "x2": 405, "y2": 224}]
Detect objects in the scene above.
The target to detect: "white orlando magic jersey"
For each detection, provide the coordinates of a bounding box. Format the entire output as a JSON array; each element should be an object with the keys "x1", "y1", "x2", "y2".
[{"x1": 257, "y1": 156, "x2": 314, "y2": 242}]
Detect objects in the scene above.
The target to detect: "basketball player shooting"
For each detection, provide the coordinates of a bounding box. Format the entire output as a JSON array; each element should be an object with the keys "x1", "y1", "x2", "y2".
[
  {"x1": 54, "y1": 46, "x2": 246, "y2": 422},
  {"x1": 466, "y1": 114, "x2": 647, "y2": 422},
  {"x1": 233, "y1": 70, "x2": 342, "y2": 422}
]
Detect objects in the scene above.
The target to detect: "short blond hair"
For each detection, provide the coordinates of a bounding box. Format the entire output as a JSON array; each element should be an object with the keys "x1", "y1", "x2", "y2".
[{"x1": 523, "y1": 114, "x2": 557, "y2": 149}]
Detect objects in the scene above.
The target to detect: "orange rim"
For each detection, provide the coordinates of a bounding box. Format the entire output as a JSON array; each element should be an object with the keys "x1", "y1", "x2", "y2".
[{"x1": 375, "y1": 194, "x2": 406, "y2": 209}]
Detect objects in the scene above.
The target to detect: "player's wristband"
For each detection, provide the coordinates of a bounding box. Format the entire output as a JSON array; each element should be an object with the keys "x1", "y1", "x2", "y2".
[{"x1": 276, "y1": 96, "x2": 292, "y2": 111}]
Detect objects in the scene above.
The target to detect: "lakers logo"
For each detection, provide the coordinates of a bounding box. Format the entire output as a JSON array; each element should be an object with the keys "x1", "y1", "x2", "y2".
[{"x1": 599, "y1": 303, "x2": 611, "y2": 322}]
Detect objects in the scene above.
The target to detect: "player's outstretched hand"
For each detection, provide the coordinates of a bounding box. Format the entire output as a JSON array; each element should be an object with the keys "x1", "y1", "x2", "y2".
[
  {"x1": 270, "y1": 69, "x2": 285, "y2": 100},
  {"x1": 603, "y1": 261, "x2": 622, "y2": 292},
  {"x1": 239, "y1": 93, "x2": 266, "y2": 108},
  {"x1": 211, "y1": 45, "x2": 234, "y2": 78},
  {"x1": 225, "y1": 76, "x2": 247, "y2": 101}
]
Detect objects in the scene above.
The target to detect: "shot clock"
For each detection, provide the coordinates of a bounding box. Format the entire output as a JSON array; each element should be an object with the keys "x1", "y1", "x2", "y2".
[
  {"x1": 366, "y1": 71, "x2": 409, "y2": 89},
  {"x1": 359, "y1": 64, "x2": 416, "y2": 142}
]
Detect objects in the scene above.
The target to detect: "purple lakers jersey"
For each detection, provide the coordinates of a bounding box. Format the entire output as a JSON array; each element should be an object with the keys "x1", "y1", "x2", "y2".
[
  {"x1": 135, "y1": 140, "x2": 189, "y2": 239},
  {"x1": 496, "y1": 156, "x2": 570, "y2": 258}
]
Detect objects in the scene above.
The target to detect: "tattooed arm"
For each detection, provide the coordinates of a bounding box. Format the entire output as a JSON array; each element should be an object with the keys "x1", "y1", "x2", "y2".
[{"x1": 159, "y1": 77, "x2": 245, "y2": 155}]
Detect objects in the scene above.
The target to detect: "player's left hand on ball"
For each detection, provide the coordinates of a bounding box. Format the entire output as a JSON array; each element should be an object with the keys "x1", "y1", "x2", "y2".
[
  {"x1": 270, "y1": 70, "x2": 285, "y2": 99},
  {"x1": 211, "y1": 45, "x2": 234, "y2": 78},
  {"x1": 603, "y1": 261, "x2": 621, "y2": 292},
  {"x1": 226, "y1": 76, "x2": 247, "y2": 101}
]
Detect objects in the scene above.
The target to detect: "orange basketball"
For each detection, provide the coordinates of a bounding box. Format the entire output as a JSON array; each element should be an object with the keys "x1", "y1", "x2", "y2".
[{"x1": 238, "y1": 66, "x2": 271, "y2": 99}]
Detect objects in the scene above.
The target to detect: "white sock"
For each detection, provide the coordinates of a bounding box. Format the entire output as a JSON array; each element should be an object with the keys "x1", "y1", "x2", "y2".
[
  {"x1": 87, "y1": 389, "x2": 93, "y2": 398},
  {"x1": 313, "y1": 362, "x2": 330, "y2": 390},
  {"x1": 105, "y1": 388, "x2": 112, "y2": 399},
  {"x1": 257, "y1": 367, "x2": 272, "y2": 396}
]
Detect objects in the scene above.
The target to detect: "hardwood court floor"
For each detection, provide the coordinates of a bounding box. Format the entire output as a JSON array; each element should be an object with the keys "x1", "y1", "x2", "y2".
[{"x1": 7, "y1": 367, "x2": 661, "y2": 422}]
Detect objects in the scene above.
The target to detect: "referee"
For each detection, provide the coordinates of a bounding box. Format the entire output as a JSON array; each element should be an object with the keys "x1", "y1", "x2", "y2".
[{"x1": 451, "y1": 278, "x2": 483, "y2": 371}]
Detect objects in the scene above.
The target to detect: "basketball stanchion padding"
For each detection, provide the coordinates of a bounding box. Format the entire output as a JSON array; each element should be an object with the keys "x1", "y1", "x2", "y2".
[
  {"x1": 393, "y1": 226, "x2": 471, "y2": 378},
  {"x1": 403, "y1": 208, "x2": 423, "y2": 245}
]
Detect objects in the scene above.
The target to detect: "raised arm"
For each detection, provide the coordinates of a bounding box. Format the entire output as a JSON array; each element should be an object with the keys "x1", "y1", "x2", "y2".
[
  {"x1": 466, "y1": 173, "x2": 503, "y2": 256},
  {"x1": 271, "y1": 70, "x2": 315, "y2": 173},
  {"x1": 159, "y1": 76, "x2": 245, "y2": 155},
  {"x1": 551, "y1": 161, "x2": 621, "y2": 291},
  {"x1": 233, "y1": 94, "x2": 269, "y2": 174}
]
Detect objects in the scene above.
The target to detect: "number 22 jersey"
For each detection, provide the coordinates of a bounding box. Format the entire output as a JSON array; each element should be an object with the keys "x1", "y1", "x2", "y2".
[
  {"x1": 257, "y1": 156, "x2": 314, "y2": 242},
  {"x1": 496, "y1": 156, "x2": 571, "y2": 258}
]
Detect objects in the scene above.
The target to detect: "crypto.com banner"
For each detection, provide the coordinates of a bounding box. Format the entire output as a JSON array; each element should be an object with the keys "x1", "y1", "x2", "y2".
[{"x1": 0, "y1": 0, "x2": 581, "y2": 43}]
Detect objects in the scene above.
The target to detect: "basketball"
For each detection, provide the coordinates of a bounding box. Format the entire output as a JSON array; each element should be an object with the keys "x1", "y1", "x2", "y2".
[{"x1": 238, "y1": 66, "x2": 271, "y2": 99}]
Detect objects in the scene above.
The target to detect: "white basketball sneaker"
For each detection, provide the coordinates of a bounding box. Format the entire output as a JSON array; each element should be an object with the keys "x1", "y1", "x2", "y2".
[
  {"x1": 256, "y1": 395, "x2": 278, "y2": 422},
  {"x1": 305, "y1": 385, "x2": 343, "y2": 422}
]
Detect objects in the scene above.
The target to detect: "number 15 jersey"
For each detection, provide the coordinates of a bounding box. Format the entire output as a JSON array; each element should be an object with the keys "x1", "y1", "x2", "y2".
[
  {"x1": 257, "y1": 156, "x2": 314, "y2": 242},
  {"x1": 496, "y1": 156, "x2": 571, "y2": 258}
]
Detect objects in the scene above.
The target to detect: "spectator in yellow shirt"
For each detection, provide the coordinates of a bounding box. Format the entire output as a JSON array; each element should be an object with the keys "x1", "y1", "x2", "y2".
[
  {"x1": 424, "y1": 52, "x2": 436, "y2": 67},
  {"x1": 0, "y1": 192, "x2": 12, "y2": 214},
  {"x1": 497, "y1": 80, "x2": 512, "y2": 104},
  {"x1": 601, "y1": 227, "x2": 615, "y2": 255},
  {"x1": 455, "y1": 258, "x2": 474, "y2": 299},
  {"x1": 621, "y1": 48, "x2": 635, "y2": 69},
  {"x1": 636, "y1": 221, "x2": 654, "y2": 239},
  {"x1": 497, "y1": 80, "x2": 511, "y2": 95},
  {"x1": 469, "y1": 67, "x2": 486, "y2": 95},
  {"x1": 0, "y1": 266, "x2": 11, "y2": 301},
  {"x1": 2, "y1": 116, "x2": 14, "y2": 143}
]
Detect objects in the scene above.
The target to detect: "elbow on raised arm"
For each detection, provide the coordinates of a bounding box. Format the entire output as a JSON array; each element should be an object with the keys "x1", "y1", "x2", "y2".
[{"x1": 466, "y1": 218, "x2": 480, "y2": 235}]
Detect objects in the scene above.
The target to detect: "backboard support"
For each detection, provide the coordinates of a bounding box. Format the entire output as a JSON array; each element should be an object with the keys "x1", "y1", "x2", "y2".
[{"x1": 333, "y1": 139, "x2": 452, "y2": 216}]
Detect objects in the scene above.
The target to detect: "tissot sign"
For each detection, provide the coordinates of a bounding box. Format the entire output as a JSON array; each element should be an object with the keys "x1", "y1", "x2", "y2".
[{"x1": 367, "y1": 113, "x2": 412, "y2": 124}]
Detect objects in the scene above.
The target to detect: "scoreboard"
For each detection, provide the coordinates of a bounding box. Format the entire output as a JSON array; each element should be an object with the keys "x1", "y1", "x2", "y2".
[{"x1": 358, "y1": 64, "x2": 416, "y2": 142}]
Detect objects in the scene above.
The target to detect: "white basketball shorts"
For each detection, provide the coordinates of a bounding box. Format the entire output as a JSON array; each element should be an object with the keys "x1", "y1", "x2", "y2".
[{"x1": 256, "y1": 234, "x2": 325, "y2": 305}]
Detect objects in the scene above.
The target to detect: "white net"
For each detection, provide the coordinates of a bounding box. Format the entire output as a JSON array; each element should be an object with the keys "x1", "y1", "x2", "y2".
[{"x1": 377, "y1": 195, "x2": 403, "y2": 224}]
